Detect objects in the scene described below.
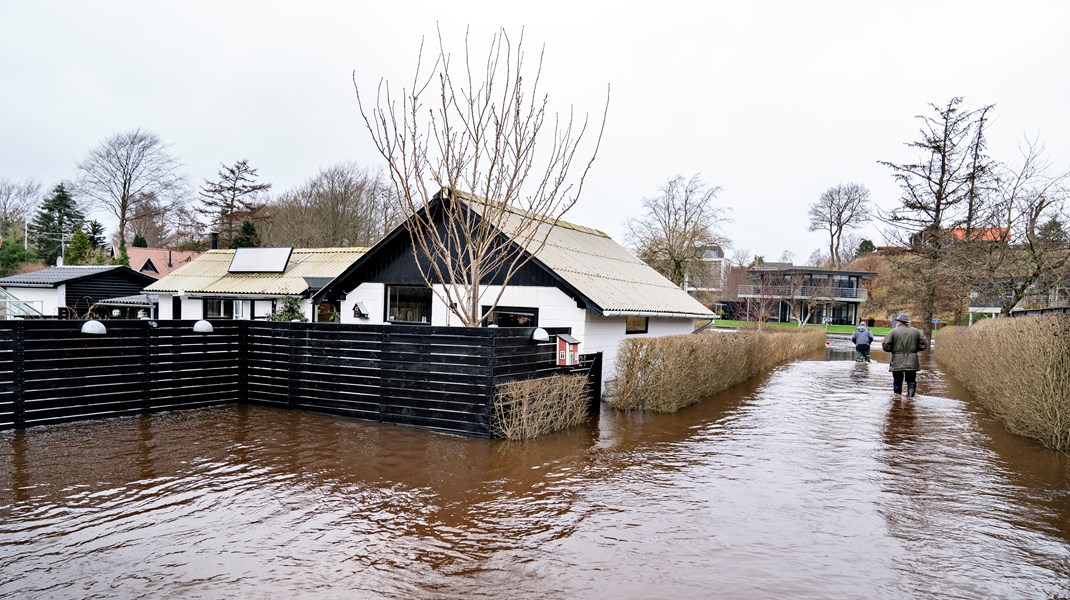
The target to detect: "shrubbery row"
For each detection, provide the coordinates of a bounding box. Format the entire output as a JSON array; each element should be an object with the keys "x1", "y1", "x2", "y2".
[
  {"x1": 610, "y1": 328, "x2": 826, "y2": 412},
  {"x1": 936, "y1": 315, "x2": 1070, "y2": 450}
]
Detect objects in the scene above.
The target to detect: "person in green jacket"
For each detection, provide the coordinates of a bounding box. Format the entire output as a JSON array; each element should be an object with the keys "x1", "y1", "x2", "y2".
[{"x1": 881, "y1": 314, "x2": 929, "y2": 397}]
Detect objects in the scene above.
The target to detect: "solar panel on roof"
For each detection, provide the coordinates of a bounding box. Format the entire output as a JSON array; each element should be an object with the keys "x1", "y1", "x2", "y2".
[{"x1": 228, "y1": 247, "x2": 293, "y2": 273}]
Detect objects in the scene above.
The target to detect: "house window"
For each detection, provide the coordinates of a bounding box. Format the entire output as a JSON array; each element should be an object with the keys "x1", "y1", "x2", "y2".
[
  {"x1": 482, "y1": 306, "x2": 538, "y2": 327},
  {"x1": 204, "y1": 298, "x2": 235, "y2": 319},
  {"x1": 625, "y1": 316, "x2": 648, "y2": 334},
  {"x1": 386, "y1": 285, "x2": 432, "y2": 323}
]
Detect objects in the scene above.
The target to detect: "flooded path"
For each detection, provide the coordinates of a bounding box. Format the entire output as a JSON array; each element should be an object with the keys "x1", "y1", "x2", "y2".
[{"x1": 2, "y1": 340, "x2": 1069, "y2": 599}]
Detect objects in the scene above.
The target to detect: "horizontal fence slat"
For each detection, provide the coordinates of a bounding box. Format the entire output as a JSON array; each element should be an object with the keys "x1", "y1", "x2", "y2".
[{"x1": 0, "y1": 320, "x2": 593, "y2": 437}]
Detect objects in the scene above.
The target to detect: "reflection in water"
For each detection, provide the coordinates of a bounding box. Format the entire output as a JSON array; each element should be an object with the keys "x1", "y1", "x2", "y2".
[{"x1": 2, "y1": 347, "x2": 1069, "y2": 599}]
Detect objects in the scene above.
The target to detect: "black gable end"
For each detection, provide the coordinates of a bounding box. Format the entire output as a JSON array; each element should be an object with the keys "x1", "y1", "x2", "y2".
[{"x1": 65, "y1": 268, "x2": 158, "y2": 317}]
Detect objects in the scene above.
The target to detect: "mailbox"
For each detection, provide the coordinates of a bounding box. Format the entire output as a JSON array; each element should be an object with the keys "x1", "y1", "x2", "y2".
[{"x1": 556, "y1": 333, "x2": 581, "y2": 366}]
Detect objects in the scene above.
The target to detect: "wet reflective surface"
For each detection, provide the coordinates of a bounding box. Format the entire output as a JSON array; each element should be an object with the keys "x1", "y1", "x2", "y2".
[{"x1": 3, "y1": 339, "x2": 1069, "y2": 599}]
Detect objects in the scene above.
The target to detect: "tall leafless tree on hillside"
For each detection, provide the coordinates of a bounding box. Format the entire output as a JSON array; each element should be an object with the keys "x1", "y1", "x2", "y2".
[
  {"x1": 77, "y1": 129, "x2": 185, "y2": 254},
  {"x1": 626, "y1": 174, "x2": 728, "y2": 287},
  {"x1": 878, "y1": 98, "x2": 995, "y2": 335},
  {"x1": 807, "y1": 182, "x2": 871, "y2": 268},
  {"x1": 354, "y1": 27, "x2": 608, "y2": 326}
]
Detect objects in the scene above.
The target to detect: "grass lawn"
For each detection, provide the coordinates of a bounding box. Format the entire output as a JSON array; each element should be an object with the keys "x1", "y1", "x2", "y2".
[{"x1": 706, "y1": 319, "x2": 892, "y2": 336}]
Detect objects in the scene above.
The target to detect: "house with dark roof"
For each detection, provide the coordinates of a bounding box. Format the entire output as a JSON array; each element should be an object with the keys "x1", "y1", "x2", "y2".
[
  {"x1": 0, "y1": 266, "x2": 158, "y2": 319},
  {"x1": 145, "y1": 247, "x2": 367, "y2": 321},
  {"x1": 314, "y1": 189, "x2": 713, "y2": 383}
]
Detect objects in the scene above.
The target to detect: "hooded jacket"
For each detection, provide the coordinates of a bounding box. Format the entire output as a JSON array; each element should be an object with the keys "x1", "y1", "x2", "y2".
[{"x1": 851, "y1": 325, "x2": 874, "y2": 347}]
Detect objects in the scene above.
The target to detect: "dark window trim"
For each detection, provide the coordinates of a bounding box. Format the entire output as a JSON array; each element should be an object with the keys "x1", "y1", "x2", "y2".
[{"x1": 625, "y1": 315, "x2": 649, "y2": 334}]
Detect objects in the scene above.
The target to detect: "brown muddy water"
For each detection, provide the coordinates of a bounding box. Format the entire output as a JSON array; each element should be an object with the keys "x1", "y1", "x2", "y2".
[{"x1": 2, "y1": 339, "x2": 1069, "y2": 599}]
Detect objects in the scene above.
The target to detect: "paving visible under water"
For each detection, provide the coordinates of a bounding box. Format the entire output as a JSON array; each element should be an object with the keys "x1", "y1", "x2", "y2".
[{"x1": 2, "y1": 339, "x2": 1069, "y2": 599}]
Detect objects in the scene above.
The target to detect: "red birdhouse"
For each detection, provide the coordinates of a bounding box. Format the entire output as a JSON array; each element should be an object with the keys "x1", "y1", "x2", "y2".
[{"x1": 556, "y1": 333, "x2": 580, "y2": 366}]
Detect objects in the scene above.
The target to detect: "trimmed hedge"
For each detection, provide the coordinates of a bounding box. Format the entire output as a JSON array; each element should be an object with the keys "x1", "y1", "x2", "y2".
[
  {"x1": 610, "y1": 328, "x2": 825, "y2": 412},
  {"x1": 937, "y1": 315, "x2": 1070, "y2": 450}
]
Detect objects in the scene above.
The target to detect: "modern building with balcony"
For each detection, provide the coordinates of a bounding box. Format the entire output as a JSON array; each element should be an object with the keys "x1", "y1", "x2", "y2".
[{"x1": 736, "y1": 265, "x2": 875, "y2": 325}]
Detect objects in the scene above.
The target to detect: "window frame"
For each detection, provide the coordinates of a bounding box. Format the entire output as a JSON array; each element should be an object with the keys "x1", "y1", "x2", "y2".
[
  {"x1": 625, "y1": 315, "x2": 649, "y2": 334},
  {"x1": 481, "y1": 305, "x2": 539, "y2": 328},
  {"x1": 384, "y1": 285, "x2": 433, "y2": 324},
  {"x1": 204, "y1": 298, "x2": 235, "y2": 319}
]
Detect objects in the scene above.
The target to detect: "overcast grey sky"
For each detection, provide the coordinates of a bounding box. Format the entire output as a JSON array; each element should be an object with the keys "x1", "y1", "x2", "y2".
[{"x1": 2, "y1": 1, "x2": 1068, "y2": 261}]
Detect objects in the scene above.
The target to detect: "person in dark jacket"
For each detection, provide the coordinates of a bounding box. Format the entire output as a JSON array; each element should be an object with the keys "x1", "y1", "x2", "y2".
[
  {"x1": 851, "y1": 321, "x2": 875, "y2": 362},
  {"x1": 881, "y1": 314, "x2": 928, "y2": 396}
]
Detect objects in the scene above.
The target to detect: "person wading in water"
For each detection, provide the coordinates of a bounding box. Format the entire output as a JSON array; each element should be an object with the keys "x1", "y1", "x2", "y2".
[{"x1": 882, "y1": 314, "x2": 928, "y2": 397}]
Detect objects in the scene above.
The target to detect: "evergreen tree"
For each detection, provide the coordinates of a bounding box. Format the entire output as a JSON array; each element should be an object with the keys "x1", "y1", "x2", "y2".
[
  {"x1": 29, "y1": 184, "x2": 84, "y2": 266},
  {"x1": 64, "y1": 229, "x2": 93, "y2": 265},
  {"x1": 132, "y1": 233, "x2": 148, "y2": 247},
  {"x1": 0, "y1": 237, "x2": 39, "y2": 277},
  {"x1": 86, "y1": 220, "x2": 107, "y2": 248},
  {"x1": 855, "y1": 239, "x2": 876, "y2": 257},
  {"x1": 267, "y1": 295, "x2": 308, "y2": 322},
  {"x1": 199, "y1": 160, "x2": 271, "y2": 247},
  {"x1": 230, "y1": 219, "x2": 260, "y2": 248}
]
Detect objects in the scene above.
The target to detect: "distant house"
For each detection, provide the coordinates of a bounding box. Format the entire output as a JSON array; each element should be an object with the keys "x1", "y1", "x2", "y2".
[
  {"x1": 737, "y1": 265, "x2": 875, "y2": 325},
  {"x1": 125, "y1": 247, "x2": 203, "y2": 279},
  {"x1": 145, "y1": 247, "x2": 367, "y2": 321},
  {"x1": 683, "y1": 244, "x2": 729, "y2": 300},
  {"x1": 0, "y1": 266, "x2": 158, "y2": 319},
  {"x1": 313, "y1": 189, "x2": 713, "y2": 383}
]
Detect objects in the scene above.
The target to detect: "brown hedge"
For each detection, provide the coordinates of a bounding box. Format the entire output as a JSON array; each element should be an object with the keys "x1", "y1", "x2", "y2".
[
  {"x1": 609, "y1": 328, "x2": 825, "y2": 412},
  {"x1": 937, "y1": 315, "x2": 1070, "y2": 450},
  {"x1": 492, "y1": 374, "x2": 590, "y2": 440}
]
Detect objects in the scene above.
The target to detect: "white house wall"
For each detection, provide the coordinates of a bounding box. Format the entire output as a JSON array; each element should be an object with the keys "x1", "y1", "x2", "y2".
[
  {"x1": 583, "y1": 314, "x2": 696, "y2": 385},
  {"x1": 2, "y1": 286, "x2": 63, "y2": 317}
]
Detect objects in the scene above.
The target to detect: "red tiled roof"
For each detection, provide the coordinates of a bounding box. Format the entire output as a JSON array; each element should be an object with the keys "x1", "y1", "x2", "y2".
[
  {"x1": 948, "y1": 227, "x2": 1007, "y2": 242},
  {"x1": 125, "y1": 248, "x2": 204, "y2": 279}
]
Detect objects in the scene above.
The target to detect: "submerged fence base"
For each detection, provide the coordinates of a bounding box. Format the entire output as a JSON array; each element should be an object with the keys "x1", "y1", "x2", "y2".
[{"x1": 0, "y1": 320, "x2": 601, "y2": 438}]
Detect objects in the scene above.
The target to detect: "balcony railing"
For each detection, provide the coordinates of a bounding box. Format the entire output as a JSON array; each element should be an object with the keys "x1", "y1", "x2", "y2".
[{"x1": 737, "y1": 285, "x2": 868, "y2": 301}]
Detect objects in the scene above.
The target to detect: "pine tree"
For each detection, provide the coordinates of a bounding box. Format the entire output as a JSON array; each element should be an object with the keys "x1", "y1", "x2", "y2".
[
  {"x1": 199, "y1": 160, "x2": 271, "y2": 247},
  {"x1": 86, "y1": 220, "x2": 107, "y2": 248},
  {"x1": 30, "y1": 184, "x2": 84, "y2": 266},
  {"x1": 0, "y1": 237, "x2": 38, "y2": 277},
  {"x1": 64, "y1": 229, "x2": 93, "y2": 265},
  {"x1": 132, "y1": 233, "x2": 148, "y2": 247},
  {"x1": 230, "y1": 219, "x2": 260, "y2": 248}
]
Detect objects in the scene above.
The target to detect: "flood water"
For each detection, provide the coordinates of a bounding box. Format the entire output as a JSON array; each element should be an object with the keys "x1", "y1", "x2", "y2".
[{"x1": 2, "y1": 339, "x2": 1069, "y2": 599}]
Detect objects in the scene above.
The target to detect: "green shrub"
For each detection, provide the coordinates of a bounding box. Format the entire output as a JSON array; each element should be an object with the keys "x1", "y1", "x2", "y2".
[
  {"x1": 937, "y1": 316, "x2": 1070, "y2": 450},
  {"x1": 492, "y1": 374, "x2": 590, "y2": 440},
  {"x1": 610, "y1": 328, "x2": 825, "y2": 412}
]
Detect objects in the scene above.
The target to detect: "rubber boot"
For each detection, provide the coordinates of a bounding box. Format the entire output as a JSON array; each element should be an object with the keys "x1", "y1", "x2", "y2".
[{"x1": 907, "y1": 382, "x2": 916, "y2": 398}]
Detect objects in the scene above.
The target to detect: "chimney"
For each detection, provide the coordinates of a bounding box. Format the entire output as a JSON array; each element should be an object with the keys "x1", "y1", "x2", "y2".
[
  {"x1": 167, "y1": 249, "x2": 173, "y2": 268},
  {"x1": 210, "y1": 232, "x2": 219, "y2": 250}
]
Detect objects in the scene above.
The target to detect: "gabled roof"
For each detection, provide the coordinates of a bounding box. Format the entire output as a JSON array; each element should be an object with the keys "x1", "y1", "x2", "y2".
[
  {"x1": 145, "y1": 247, "x2": 367, "y2": 297},
  {"x1": 0, "y1": 266, "x2": 156, "y2": 288},
  {"x1": 318, "y1": 189, "x2": 713, "y2": 319},
  {"x1": 126, "y1": 247, "x2": 203, "y2": 279}
]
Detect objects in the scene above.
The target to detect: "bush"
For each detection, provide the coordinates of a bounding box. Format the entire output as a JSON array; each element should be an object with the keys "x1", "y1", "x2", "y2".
[
  {"x1": 492, "y1": 374, "x2": 590, "y2": 440},
  {"x1": 937, "y1": 315, "x2": 1070, "y2": 450},
  {"x1": 610, "y1": 328, "x2": 825, "y2": 412}
]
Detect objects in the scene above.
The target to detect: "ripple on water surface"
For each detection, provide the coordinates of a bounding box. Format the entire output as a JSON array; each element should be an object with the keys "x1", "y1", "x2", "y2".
[{"x1": 2, "y1": 354, "x2": 1069, "y2": 599}]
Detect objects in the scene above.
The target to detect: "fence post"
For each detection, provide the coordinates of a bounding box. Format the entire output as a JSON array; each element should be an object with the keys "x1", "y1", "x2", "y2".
[
  {"x1": 13, "y1": 320, "x2": 25, "y2": 428},
  {"x1": 141, "y1": 321, "x2": 151, "y2": 411}
]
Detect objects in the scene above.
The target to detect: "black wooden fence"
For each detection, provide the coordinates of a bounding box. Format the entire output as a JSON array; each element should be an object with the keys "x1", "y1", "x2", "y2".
[{"x1": 0, "y1": 321, "x2": 601, "y2": 437}]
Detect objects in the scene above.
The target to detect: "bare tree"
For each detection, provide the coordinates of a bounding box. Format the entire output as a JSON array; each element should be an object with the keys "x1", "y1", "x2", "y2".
[
  {"x1": 729, "y1": 247, "x2": 752, "y2": 268},
  {"x1": 260, "y1": 163, "x2": 401, "y2": 247},
  {"x1": 627, "y1": 174, "x2": 728, "y2": 286},
  {"x1": 126, "y1": 192, "x2": 173, "y2": 247},
  {"x1": 807, "y1": 183, "x2": 871, "y2": 268},
  {"x1": 200, "y1": 159, "x2": 271, "y2": 247},
  {"x1": 878, "y1": 98, "x2": 995, "y2": 336},
  {"x1": 0, "y1": 177, "x2": 41, "y2": 236},
  {"x1": 77, "y1": 129, "x2": 185, "y2": 253},
  {"x1": 966, "y1": 137, "x2": 1069, "y2": 315},
  {"x1": 354, "y1": 27, "x2": 607, "y2": 326}
]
